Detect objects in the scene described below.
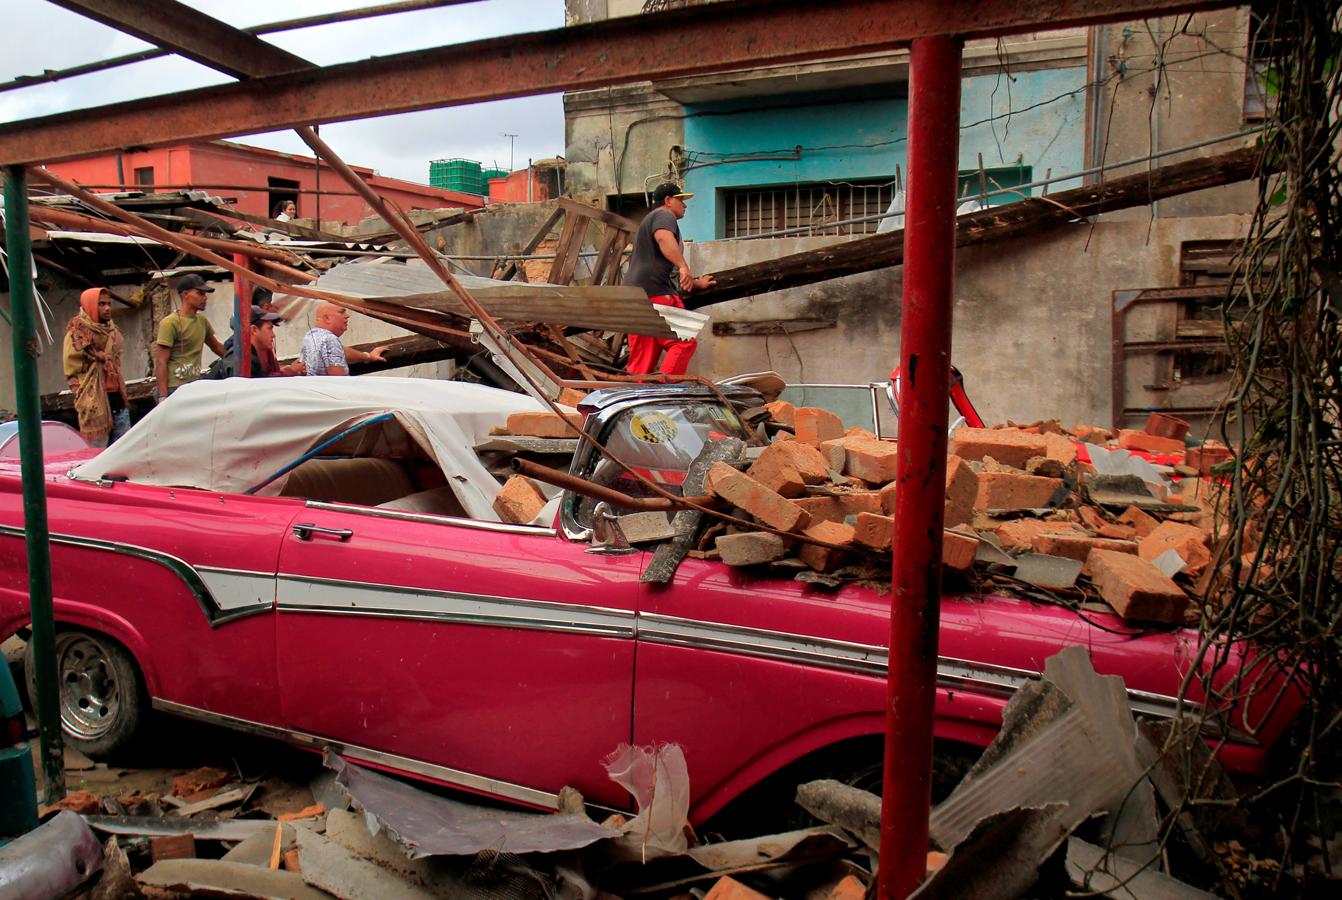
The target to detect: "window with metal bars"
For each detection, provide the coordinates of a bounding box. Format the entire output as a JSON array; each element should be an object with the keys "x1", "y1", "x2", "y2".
[{"x1": 722, "y1": 179, "x2": 895, "y2": 238}]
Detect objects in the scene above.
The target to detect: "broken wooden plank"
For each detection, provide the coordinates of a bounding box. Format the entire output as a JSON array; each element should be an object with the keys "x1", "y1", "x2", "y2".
[
  {"x1": 169, "y1": 786, "x2": 250, "y2": 817},
  {"x1": 688, "y1": 147, "x2": 1269, "y2": 308}
]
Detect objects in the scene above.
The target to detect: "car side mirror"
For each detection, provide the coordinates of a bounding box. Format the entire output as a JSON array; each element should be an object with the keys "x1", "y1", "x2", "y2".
[{"x1": 587, "y1": 502, "x2": 636, "y2": 556}]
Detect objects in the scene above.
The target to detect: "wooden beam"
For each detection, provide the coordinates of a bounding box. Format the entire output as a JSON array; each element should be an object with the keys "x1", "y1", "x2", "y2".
[{"x1": 687, "y1": 146, "x2": 1268, "y2": 309}]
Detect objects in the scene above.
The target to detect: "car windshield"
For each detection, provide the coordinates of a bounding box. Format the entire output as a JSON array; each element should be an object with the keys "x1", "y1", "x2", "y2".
[{"x1": 570, "y1": 397, "x2": 749, "y2": 530}]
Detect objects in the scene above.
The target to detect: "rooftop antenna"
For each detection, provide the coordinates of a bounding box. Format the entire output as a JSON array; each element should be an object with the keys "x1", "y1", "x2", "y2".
[{"x1": 502, "y1": 133, "x2": 518, "y2": 172}]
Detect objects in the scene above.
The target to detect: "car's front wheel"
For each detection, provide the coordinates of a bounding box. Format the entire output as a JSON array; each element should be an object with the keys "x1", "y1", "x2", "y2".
[{"x1": 25, "y1": 630, "x2": 148, "y2": 759}]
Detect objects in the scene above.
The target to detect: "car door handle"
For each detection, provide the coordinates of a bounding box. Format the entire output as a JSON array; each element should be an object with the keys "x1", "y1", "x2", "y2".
[{"x1": 292, "y1": 523, "x2": 354, "y2": 542}]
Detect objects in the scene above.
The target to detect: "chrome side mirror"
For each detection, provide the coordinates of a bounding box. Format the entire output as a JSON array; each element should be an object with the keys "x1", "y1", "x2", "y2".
[{"x1": 587, "y1": 502, "x2": 636, "y2": 555}]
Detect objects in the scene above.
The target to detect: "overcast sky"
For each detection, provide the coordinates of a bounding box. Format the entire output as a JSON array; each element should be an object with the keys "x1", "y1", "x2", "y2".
[{"x1": 0, "y1": 0, "x2": 567, "y2": 183}]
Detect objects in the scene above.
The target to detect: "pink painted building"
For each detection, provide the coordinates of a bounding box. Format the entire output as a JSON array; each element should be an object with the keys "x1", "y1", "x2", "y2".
[{"x1": 47, "y1": 140, "x2": 485, "y2": 225}]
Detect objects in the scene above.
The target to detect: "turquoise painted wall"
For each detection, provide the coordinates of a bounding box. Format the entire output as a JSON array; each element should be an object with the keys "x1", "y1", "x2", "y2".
[{"x1": 680, "y1": 67, "x2": 1087, "y2": 241}]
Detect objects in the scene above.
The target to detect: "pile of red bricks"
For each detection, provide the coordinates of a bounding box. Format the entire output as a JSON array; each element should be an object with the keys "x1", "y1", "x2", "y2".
[{"x1": 697, "y1": 401, "x2": 1241, "y2": 627}]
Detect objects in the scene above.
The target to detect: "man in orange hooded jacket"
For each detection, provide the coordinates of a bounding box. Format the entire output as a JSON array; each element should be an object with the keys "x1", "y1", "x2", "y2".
[{"x1": 62, "y1": 287, "x2": 129, "y2": 447}]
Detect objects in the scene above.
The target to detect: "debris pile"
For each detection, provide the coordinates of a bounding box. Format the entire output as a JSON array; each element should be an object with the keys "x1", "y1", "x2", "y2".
[{"x1": 525, "y1": 395, "x2": 1239, "y2": 627}]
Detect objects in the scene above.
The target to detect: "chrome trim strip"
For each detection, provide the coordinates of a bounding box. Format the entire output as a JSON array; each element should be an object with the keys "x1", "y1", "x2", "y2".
[
  {"x1": 0, "y1": 523, "x2": 240, "y2": 627},
  {"x1": 151, "y1": 699, "x2": 560, "y2": 809},
  {"x1": 634, "y1": 613, "x2": 1224, "y2": 734},
  {"x1": 303, "y1": 501, "x2": 555, "y2": 536},
  {"x1": 276, "y1": 573, "x2": 636, "y2": 639}
]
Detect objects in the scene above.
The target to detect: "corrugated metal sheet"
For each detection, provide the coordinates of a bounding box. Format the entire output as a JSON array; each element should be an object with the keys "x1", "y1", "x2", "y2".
[{"x1": 316, "y1": 261, "x2": 703, "y2": 339}]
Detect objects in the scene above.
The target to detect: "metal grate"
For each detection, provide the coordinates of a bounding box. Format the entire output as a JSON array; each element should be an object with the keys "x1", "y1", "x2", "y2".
[{"x1": 722, "y1": 179, "x2": 895, "y2": 238}]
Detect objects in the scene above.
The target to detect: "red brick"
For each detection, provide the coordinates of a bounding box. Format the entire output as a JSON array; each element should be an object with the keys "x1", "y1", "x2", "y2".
[
  {"x1": 1118, "y1": 505, "x2": 1159, "y2": 539},
  {"x1": 795, "y1": 407, "x2": 845, "y2": 445},
  {"x1": 838, "y1": 491, "x2": 882, "y2": 516},
  {"x1": 798, "y1": 520, "x2": 855, "y2": 572},
  {"x1": 556, "y1": 388, "x2": 588, "y2": 408},
  {"x1": 1087, "y1": 549, "x2": 1189, "y2": 623},
  {"x1": 716, "y1": 532, "x2": 787, "y2": 566},
  {"x1": 949, "y1": 427, "x2": 1048, "y2": 468},
  {"x1": 746, "y1": 451, "x2": 805, "y2": 498},
  {"x1": 767, "y1": 441, "x2": 831, "y2": 484},
  {"x1": 1098, "y1": 523, "x2": 1137, "y2": 540},
  {"x1": 505, "y1": 410, "x2": 583, "y2": 438},
  {"x1": 879, "y1": 480, "x2": 898, "y2": 516},
  {"x1": 995, "y1": 518, "x2": 1085, "y2": 551},
  {"x1": 845, "y1": 438, "x2": 900, "y2": 484},
  {"x1": 944, "y1": 455, "x2": 977, "y2": 527},
  {"x1": 1186, "y1": 443, "x2": 1233, "y2": 476},
  {"x1": 1117, "y1": 429, "x2": 1186, "y2": 456},
  {"x1": 819, "y1": 439, "x2": 848, "y2": 471},
  {"x1": 44, "y1": 790, "x2": 101, "y2": 816},
  {"x1": 172, "y1": 766, "x2": 233, "y2": 797},
  {"x1": 705, "y1": 877, "x2": 771, "y2": 900},
  {"x1": 1139, "y1": 520, "x2": 1213, "y2": 576},
  {"x1": 1031, "y1": 533, "x2": 1138, "y2": 563},
  {"x1": 709, "y1": 463, "x2": 811, "y2": 532},
  {"x1": 492, "y1": 475, "x2": 548, "y2": 524},
  {"x1": 827, "y1": 874, "x2": 868, "y2": 900},
  {"x1": 1078, "y1": 505, "x2": 1108, "y2": 532},
  {"x1": 975, "y1": 472, "x2": 1063, "y2": 510},
  {"x1": 791, "y1": 496, "x2": 846, "y2": 523},
  {"x1": 151, "y1": 834, "x2": 197, "y2": 863},
  {"x1": 845, "y1": 426, "x2": 877, "y2": 441},
  {"x1": 763, "y1": 399, "x2": 796, "y2": 427},
  {"x1": 1068, "y1": 423, "x2": 1110, "y2": 442},
  {"x1": 854, "y1": 512, "x2": 893, "y2": 550},
  {"x1": 1042, "y1": 432, "x2": 1078, "y2": 466},
  {"x1": 943, "y1": 529, "x2": 979, "y2": 572}
]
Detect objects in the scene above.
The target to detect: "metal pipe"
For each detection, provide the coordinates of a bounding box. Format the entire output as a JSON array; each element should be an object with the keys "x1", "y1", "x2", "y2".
[
  {"x1": 2, "y1": 165, "x2": 66, "y2": 804},
  {"x1": 879, "y1": 35, "x2": 961, "y2": 900},
  {"x1": 64, "y1": 183, "x2": 361, "y2": 196},
  {"x1": 511, "y1": 458, "x2": 714, "y2": 511}
]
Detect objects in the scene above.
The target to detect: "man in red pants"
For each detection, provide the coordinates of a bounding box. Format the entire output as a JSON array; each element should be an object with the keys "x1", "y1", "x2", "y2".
[{"x1": 622, "y1": 182, "x2": 716, "y2": 374}]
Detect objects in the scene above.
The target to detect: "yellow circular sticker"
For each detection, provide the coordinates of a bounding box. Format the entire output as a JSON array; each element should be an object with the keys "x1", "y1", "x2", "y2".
[{"x1": 630, "y1": 411, "x2": 679, "y2": 444}]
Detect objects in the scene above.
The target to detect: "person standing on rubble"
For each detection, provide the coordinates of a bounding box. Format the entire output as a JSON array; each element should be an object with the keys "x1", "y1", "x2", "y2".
[
  {"x1": 300, "y1": 301, "x2": 389, "y2": 376},
  {"x1": 153, "y1": 274, "x2": 228, "y2": 401},
  {"x1": 62, "y1": 287, "x2": 129, "y2": 447},
  {"x1": 621, "y1": 182, "x2": 716, "y2": 375}
]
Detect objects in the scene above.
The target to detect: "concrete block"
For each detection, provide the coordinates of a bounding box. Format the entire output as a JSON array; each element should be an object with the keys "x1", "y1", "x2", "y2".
[
  {"x1": 845, "y1": 439, "x2": 900, "y2": 484},
  {"x1": 854, "y1": 512, "x2": 893, "y2": 551},
  {"x1": 716, "y1": 532, "x2": 787, "y2": 566},
  {"x1": 492, "y1": 475, "x2": 547, "y2": 524},
  {"x1": 949, "y1": 427, "x2": 1048, "y2": 468},
  {"x1": 617, "y1": 512, "x2": 678, "y2": 544},
  {"x1": 1087, "y1": 549, "x2": 1189, "y2": 624},
  {"x1": 505, "y1": 410, "x2": 583, "y2": 438},
  {"x1": 795, "y1": 407, "x2": 844, "y2": 445},
  {"x1": 975, "y1": 472, "x2": 1063, "y2": 510},
  {"x1": 708, "y1": 462, "x2": 811, "y2": 532}
]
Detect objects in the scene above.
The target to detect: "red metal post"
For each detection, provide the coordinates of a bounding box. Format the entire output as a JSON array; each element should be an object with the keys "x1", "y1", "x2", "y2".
[
  {"x1": 232, "y1": 253, "x2": 253, "y2": 377},
  {"x1": 879, "y1": 34, "x2": 962, "y2": 899}
]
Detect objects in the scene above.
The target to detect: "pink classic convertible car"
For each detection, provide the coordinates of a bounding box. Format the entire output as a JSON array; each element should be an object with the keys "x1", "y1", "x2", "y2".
[{"x1": 0, "y1": 377, "x2": 1300, "y2": 822}]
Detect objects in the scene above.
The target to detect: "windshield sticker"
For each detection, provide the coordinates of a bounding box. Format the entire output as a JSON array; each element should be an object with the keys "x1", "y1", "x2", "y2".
[{"x1": 630, "y1": 411, "x2": 679, "y2": 444}]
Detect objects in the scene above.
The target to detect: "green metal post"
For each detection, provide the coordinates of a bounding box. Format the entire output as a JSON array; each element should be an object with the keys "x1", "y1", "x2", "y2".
[{"x1": 3, "y1": 165, "x2": 65, "y2": 804}]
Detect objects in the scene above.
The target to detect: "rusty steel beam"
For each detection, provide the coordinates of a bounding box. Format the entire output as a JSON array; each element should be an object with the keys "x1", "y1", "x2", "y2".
[
  {"x1": 4, "y1": 0, "x2": 1233, "y2": 166},
  {"x1": 48, "y1": 0, "x2": 309, "y2": 79}
]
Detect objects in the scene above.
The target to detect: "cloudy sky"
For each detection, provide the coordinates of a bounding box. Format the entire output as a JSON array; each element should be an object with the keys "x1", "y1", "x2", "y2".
[{"x1": 0, "y1": 0, "x2": 567, "y2": 183}]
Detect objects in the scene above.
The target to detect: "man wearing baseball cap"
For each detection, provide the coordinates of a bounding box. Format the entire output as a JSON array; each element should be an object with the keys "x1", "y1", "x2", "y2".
[
  {"x1": 154, "y1": 273, "x2": 227, "y2": 400},
  {"x1": 205, "y1": 305, "x2": 304, "y2": 379},
  {"x1": 621, "y1": 182, "x2": 716, "y2": 374}
]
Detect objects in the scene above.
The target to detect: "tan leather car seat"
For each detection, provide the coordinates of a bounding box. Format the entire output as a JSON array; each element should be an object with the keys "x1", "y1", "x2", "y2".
[{"x1": 279, "y1": 457, "x2": 415, "y2": 507}]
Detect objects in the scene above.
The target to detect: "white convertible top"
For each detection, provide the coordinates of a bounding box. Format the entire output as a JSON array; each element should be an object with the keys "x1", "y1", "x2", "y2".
[{"x1": 71, "y1": 377, "x2": 553, "y2": 521}]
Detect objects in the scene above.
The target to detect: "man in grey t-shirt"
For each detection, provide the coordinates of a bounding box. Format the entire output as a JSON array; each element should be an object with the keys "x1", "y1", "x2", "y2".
[{"x1": 621, "y1": 182, "x2": 715, "y2": 374}]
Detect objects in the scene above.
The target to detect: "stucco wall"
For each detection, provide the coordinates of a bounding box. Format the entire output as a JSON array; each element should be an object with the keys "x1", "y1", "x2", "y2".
[
  {"x1": 683, "y1": 213, "x2": 1250, "y2": 428},
  {"x1": 677, "y1": 67, "x2": 1087, "y2": 241}
]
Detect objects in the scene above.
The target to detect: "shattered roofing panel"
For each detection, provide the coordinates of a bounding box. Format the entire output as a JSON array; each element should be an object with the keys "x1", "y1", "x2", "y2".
[{"x1": 316, "y1": 260, "x2": 697, "y2": 339}]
